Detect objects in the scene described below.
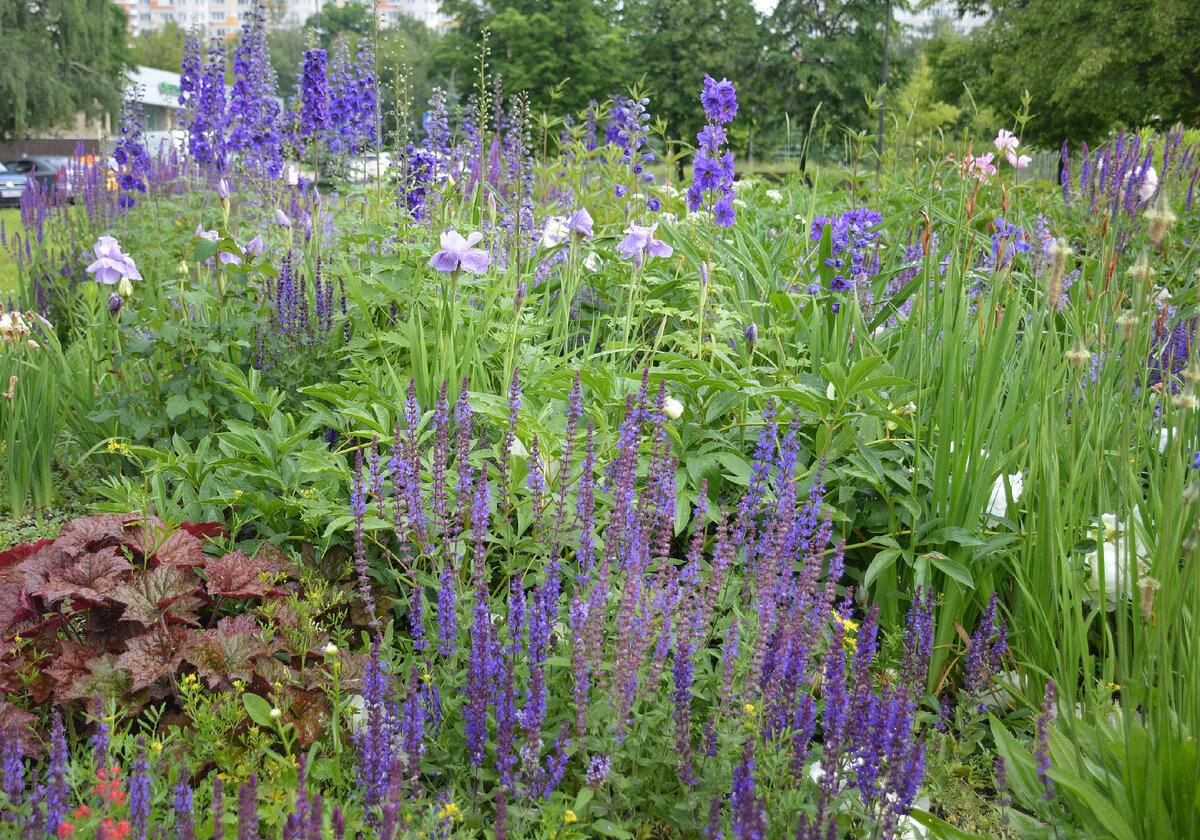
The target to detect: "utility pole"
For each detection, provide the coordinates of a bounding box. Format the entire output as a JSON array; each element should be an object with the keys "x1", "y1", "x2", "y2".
[{"x1": 876, "y1": 0, "x2": 891, "y2": 174}]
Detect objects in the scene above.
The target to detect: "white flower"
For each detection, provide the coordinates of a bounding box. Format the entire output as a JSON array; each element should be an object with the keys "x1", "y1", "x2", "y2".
[
  {"x1": 985, "y1": 473, "x2": 1024, "y2": 520},
  {"x1": 268, "y1": 707, "x2": 282, "y2": 720},
  {"x1": 583, "y1": 252, "x2": 602, "y2": 273},
  {"x1": 1082, "y1": 510, "x2": 1151, "y2": 608},
  {"x1": 765, "y1": 189, "x2": 783, "y2": 203},
  {"x1": 663, "y1": 396, "x2": 684, "y2": 420},
  {"x1": 541, "y1": 216, "x2": 569, "y2": 248},
  {"x1": 323, "y1": 642, "x2": 338, "y2": 656},
  {"x1": 732, "y1": 198, "x2": 747, "y2": 209},
  {"x1": 1137, "y1": 166, "x2": 1159, "y2": 201}
]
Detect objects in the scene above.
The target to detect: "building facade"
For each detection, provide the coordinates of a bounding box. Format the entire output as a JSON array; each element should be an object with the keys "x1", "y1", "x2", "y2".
[
  {"x1": 895, "y1": 0, "x2": 988, "y2": 36},
  {"x1": 113, "y1": 0, "x2": 448, "y2": 37}
]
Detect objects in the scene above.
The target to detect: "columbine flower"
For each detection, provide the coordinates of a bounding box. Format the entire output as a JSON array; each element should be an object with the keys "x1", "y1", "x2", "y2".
[
  {"x1": 985, "y1": 473, "x2": 1023, "y2": 520},
  {"x1": 85, "y1": 235, "x2": 143, "y2": 286},
  {"x1": 244, "y1": 235, "x2": 264, "y2": 258},
  {"x1": 1082, "y1": 511, "x2": 1151, "y2": 607},
  {"x1": 616, "y1": 222, "x2": 672, "y2": 267},
  {"x1": 566, "y1": 207, "x2": 594, "y2": 238},
  {"x1": 541, "y1": 216, "x2": 569, "y2": 248},
  {"x1": 1137, "y1": 166, "x2": 1158, "y2": 201},
  {"x1": 430, "y1": 228, "x2": 490, "y2": 275}
]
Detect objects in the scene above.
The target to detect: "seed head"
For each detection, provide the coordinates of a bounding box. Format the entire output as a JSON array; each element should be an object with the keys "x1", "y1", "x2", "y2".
[
  {"x1": 1126, "y1": 252, "x2": 1155, "y2": 286},
  {"x1": 1173, "y1": 385, "x2": 1199, "y2": 411},
  {"x1": 1047, "y1": 238, "x2": 1072, "y2": 308},
  {"x1": 1137, "y1": 576, "x2": 1159, "y2": 621},
  {"x1": 1116, "y1": 310, "x2": 1139, "y2": 341},
  {"x1": 1145, "y1": 196, "x2": 1176, "y2": 247},
  {"x1": 1065, "y1": 337, "x2": 1091, "y2": 370}
]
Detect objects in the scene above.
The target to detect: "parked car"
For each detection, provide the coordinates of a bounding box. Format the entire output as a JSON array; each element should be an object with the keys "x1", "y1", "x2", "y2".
[
  {"x1": 58, "y1": 155, "x2": 119, "y2": 201},
  {"x1": 3, "y1": 155, "x2": 69, "y2": 196},
  {"x1": 0, "y1": 162, "x2": 27, "y2": 207}
]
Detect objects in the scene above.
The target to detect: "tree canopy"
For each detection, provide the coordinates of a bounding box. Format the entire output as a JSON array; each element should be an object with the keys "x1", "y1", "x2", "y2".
[
  {"x1": 0, "y1": 0, "x2": 129, "y2": 141},
  {"x1": 928, "y1": 0, "x2": 1200, "y2": 145}
]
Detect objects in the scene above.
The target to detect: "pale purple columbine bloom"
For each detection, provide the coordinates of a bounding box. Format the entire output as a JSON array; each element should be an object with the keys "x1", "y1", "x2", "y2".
[
  {"x1": 430, "y1": 228, "x2": 490, "y2": 275},
  {"x1": 85, "y1": 235, "x2": 143, "y2": 285},
  {"x1": 244, "y1": 234, "x2": 265, "y2": 258},
  {"x1": 195, "y1": 226, "x2": 241, "y2": 266},
  {"x1": 274, "y1": 208, "x2": 292, "y2": 228},
  {"x1": 616, "y1": 222, "x2": 673, "y2": 267},
  {"x1": 566, "y1": 207, "x2": 594, "y2": 239}
]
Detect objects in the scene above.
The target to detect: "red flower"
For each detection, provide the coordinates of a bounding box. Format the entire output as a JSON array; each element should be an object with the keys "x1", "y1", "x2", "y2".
[{"x1": 57, "y1": 822, "x2": 75, "y2": 838}]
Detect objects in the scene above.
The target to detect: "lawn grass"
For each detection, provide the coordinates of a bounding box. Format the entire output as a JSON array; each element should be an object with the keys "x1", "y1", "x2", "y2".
[{"x1": 1, "y1": 207, "x2": 22, "y2": 296}]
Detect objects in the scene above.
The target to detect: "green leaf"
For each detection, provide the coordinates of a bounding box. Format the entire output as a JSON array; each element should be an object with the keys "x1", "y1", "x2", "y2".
[
  {"x1": 923, "y1": 551, "x2": 975, "y2": 588},
  {"x1": 165, "y1": 394, "x2": 192, "y2": 421},
  {"x1": 243, "y1": 692, "x2": 277, "y2": 728},
  {"x1": 863, "y1": 549, "x2": 900, "y2": 588}
]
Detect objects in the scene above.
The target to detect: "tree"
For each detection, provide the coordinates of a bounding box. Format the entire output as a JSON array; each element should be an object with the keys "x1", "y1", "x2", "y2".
[
  {"x1": 129, "y1": 21, "x2": 190, "y2": 73},
  {"x1": 758, "y1": 0, "x2": 903, "y2": 137},
  {"x1": 0, "y1": 0, "x2": 129, "y2": 140},
  {"x1": 305, "y1": 1, "x2": 375, "y2": 51},
  {"x1": 436, "y1": 0, "x2": 630, "y2": 116},
  {"x1": 940, "y1": 0, "x2": 1200, "y2": 145},
  {"x1": 622, "y1": 0, "x2": 763, "y2": 150}
]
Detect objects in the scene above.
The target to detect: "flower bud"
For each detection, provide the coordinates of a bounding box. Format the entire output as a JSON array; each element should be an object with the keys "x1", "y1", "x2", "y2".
[
  {"x1": 744, "y1": 322, "x2": 758, "y2": 345},
  {"x1": 323, "y1": 642, "x2": 338, "y2": 656},
  {"x1": 117, "y1": 277, "x2": 133, "y2": 298},
  {"x1": 663, "y1": 396, "x2": 683, "y2": 420},
  {"x1": 274, "y1": 208, "x2": 291, "y2": 229},
  {"x1": 1137, "y1": 576, "x2": 1159, "y2": 621},
  {"x1": 269, "y1": 707, "x2": 282, "y2": 720},
  {"x1": 217, "y1": 178, "x2": 229, "y2": 200},
  {"x1": 1183, "y1": 480, "x2": 1200, "y2": 505},
  {"x1": 177, "y1": 259, "x2": 189, "y2": 277},
  {"x1": 107, "y1": 293, "x2": 123, "y2": 314}
]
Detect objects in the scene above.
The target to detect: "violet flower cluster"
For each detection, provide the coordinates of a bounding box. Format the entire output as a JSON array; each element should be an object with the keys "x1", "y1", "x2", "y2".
[
  {"x1": 687, "y1": 75, "x2": 738, "y2": 227},
  {"x1": 809, "y1": 207, "x2": 883, "y2": 311},
  {"x1": 225, "y1": 1, "x2": 283, "y2": 177}
]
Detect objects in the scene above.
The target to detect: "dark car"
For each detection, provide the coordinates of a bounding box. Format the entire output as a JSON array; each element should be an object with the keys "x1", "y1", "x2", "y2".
[
  {"x1": 3, "y1": 155, "x2": 69, "y2": 197},
  {"x1": 0, "y1": 162, "x2": 27, "y2": 207}
]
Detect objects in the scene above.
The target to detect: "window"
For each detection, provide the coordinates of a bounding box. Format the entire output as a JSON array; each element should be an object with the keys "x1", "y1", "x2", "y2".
[{"x1": 211, "y1": 11, "x2": 224, "y2": 20}]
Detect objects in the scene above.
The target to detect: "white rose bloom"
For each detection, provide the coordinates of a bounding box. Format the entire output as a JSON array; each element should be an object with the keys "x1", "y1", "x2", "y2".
[{"x1": 663, "y1": 396, "x2": 684, "y2": 420}]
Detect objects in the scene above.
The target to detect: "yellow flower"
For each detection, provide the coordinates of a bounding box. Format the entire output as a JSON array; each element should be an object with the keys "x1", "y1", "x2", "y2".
[
  {"x1": 564, "y1": 810, "x2": 578, "y2": 824},
  {"x1": 743, "y1": 703, "x2": 755, "y2": 714},
  {"x1": 422, "y1": 672, "x2": 432, "y2": 684},
  {"x1": 151, "y1": 741, "x2": 163, "y2": 753},
  {"x1": 436, "y1": 802, "x2": 461, "y2": 820}
]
